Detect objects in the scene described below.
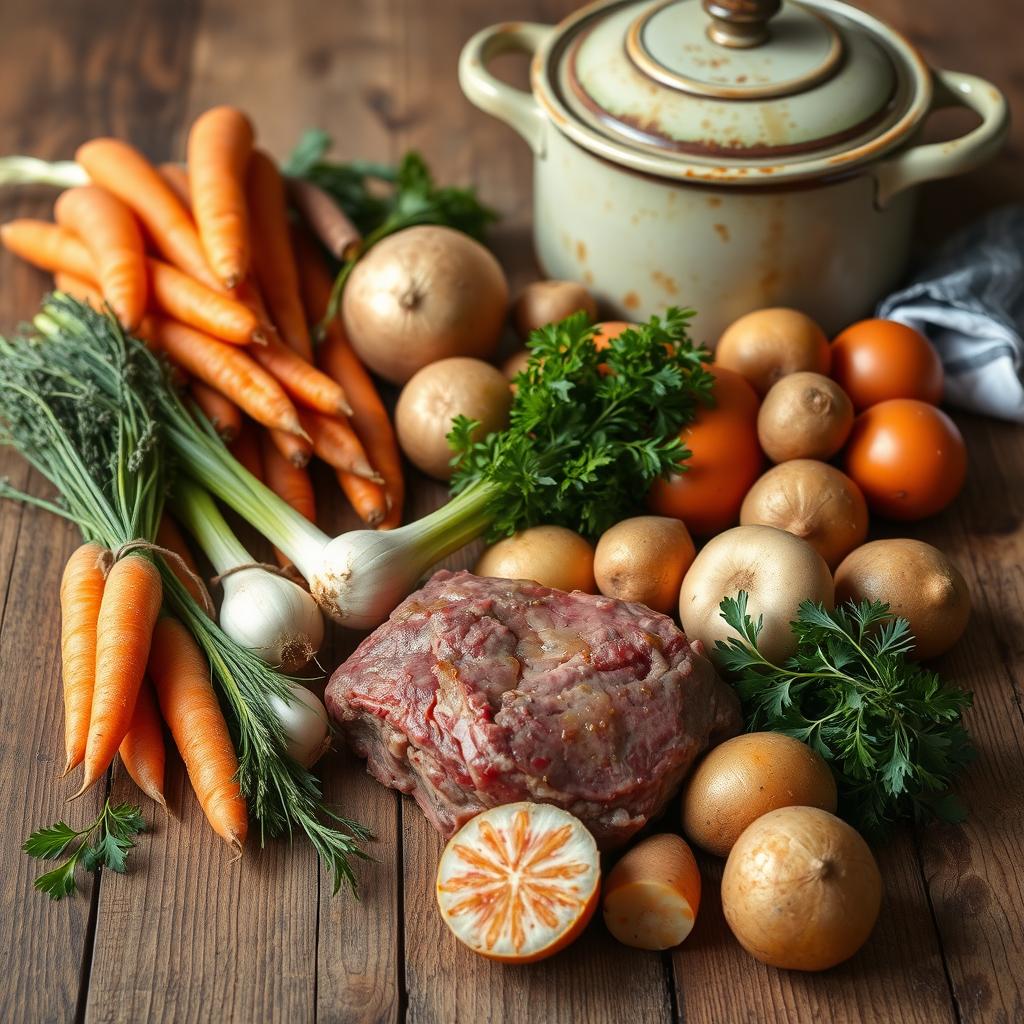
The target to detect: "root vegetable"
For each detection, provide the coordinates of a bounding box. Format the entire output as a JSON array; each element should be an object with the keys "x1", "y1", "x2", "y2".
[
  {"x1": 396, "y1": 357, "x2": 512, "y2": 481},
  {"x1": 502, "y1": 348, "x2": 530, "y2": 380},
  {"x1": 593, "y1": 516, "x2": 695, "y2": 613},
  {"x1": 715, "y1": 308, "x2": 830, "y2": 396},
  {"x1": 514, "y1": 279, "x2": 597, "y2": 338},
  {"x1": 834, "y1": 539, "x2": 970, "y2": 660},
  {"x1": 739, "y1": 460, "x2": 868, "y2": 570},
  {"x1": 342, "y1": 225, "x2": 508, "y2": 385},
  {"x1": 757, "y1": 371, "x2": 853, "y2": 463},
  {"x1": 721, "y1": 806, "x2": 882, "y2": 971},
  {"x1": 603, "y1": 834, "x2": 701, "y2": 950},
  {"x1": 679, "y1": 524, "x2": 833, "y2": 667},
  {"x1": 475, "y1": 525, "x2": 595, "y2": 593},
  {"x1": 682, "y1": 733, "x2": 837, "y2": 857}
]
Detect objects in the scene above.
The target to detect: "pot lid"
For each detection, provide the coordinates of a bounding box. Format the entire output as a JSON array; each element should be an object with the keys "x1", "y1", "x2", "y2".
[{"x1": 532, "y1": 0, "x2": 934, "y2": 183}]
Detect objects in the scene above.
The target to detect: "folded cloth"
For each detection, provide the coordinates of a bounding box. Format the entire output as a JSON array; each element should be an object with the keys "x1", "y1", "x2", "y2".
[{"x1": 877, "y1": 205, "x2": 1024, "y2": 423}]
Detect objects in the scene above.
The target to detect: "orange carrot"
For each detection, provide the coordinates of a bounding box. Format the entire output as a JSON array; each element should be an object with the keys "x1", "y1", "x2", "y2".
[
  {"x1": 149, "y1": 258, "x2": 263, "y2": 345},
  {"x1": 247, "y1": 150, "x2": 313, "y2": 360},
  {"x1": 148, "y1": 316, "x2": 304, "y2": 436},
  {"x1": 299, "y1": 410, "x2": 379, "y2": 480},
  {"x1": 261, "y1": 430, "x2": 317, "y2": 567},
  {"x1": 187, "y1": 106, "x2": 254, "y2": 288},
  {"x1": 148, "y1": 616, "x2": 248, "y2": 850},
  {"x1": 1, "y1": 219, "x2": 95, "y2": 279},
  {"x1": 76, "y1": 554, "x2": 163, "y2": 795},
  {"x1": 229, "y1": 419, "x2": 264, "y2": 480},
  {"x1": 338, "y1": 471, "x2": 388, "y2": 527},
  {"x1": 54, "y1": 272, "x2": 105, "y2": 311},
  {"x1": 54, "y1": 186, "x2": 147, "y2": 328},
  {"x1": 118, "y1": 678, "x2": 166, "y2": 807},
  {"x1": 268, "y1": 428, "x2": 312, "y2": 468},
  {"x1": 252, "y1": 337, "x2": 351, "y2": 416},
  {"x1": 59, "y1": 542, "x2": 107, "y2": 777},
  {"x1": 297, "y1": 231, "x2": 405, "y2": 526},
  {"x1": 261, "y1": 430, "x2": 317, "y2": 519},
  {"x1": 157, "y1": 163, "x2": 191, "y2": 207},
  {"x1": 190, "y1": 380, "x2": 241, "y2": 441},
  {"x1": 75, "y1": 139, "x2": 220, "y2": 289}
]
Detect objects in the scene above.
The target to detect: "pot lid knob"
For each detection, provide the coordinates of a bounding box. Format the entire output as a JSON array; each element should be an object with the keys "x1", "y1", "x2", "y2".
[{"x1": 703, "y1": 0, "x2": 780, "y2": 49}]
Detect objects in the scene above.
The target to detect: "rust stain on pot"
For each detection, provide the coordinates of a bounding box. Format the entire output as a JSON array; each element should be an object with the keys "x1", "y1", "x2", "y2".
[
  {"x1": 651, "y1": 270, "x2": 678, "y2": 295},
  {"x1": 576, "y1": 240, "x2": 588, "y2": 263},
  {"x1": 622, "y1": 291, "x2": 640, "y2": 310},
  {"x1": 713, "y1": 223, "x2": 730, "y2": 243},
  {"x1": 707, "y1": 196, "x2": 722, "y2": 208}
]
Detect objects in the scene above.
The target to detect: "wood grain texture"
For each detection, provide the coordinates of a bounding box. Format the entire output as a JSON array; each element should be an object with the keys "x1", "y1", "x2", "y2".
[{"x1": 0, "y1": 0, "x2": 1021, "y2": 1021}]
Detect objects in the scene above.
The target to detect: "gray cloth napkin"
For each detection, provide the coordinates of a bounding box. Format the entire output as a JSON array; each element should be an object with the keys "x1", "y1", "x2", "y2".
[{"x1": 877, "y1": 205, "x2": 1024, "y2": 424}]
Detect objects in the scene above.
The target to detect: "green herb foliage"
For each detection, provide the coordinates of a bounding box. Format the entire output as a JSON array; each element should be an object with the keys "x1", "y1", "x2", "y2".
[
  {"x1": 286, "y1": 129, "x2": 498, "y2": 321},
  {"x1": 449, "y1": 309, "x2": 713, "y2": 539},
  {"x1": 24, "y1": 801, "x2": 145, "y2": 900},
  {"x1": 1, "y1": 296, "x2": 370, "y2": 896},
  {"x1": 716, "y1": 592, "x2": 975, "y2": 838}
]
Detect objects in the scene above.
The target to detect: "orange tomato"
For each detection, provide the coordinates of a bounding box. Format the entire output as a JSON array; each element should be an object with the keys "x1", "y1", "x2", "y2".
[
  {"x1": 592, "y1": 321, "x2": 634, "y2": 351},
  {"x1": 648, "y1": 366, "x2": 763, "y2": 536},
  {"x1": 831, "y1": 319, "x2": 944, "y2": 410},
  {"x1": 844, "y1": 399, "x2": 966, "y2": 520}
]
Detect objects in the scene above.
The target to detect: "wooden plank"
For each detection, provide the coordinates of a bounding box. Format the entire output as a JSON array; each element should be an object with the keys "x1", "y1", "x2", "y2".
[
  {"x1": 66, "y1": 3, "x2": 313, "y2": 1023},
  {"x1": 0, "y1": 0, "x2": 194, "y2": 1018},
  {"x1": 909, "y1": 415, "x2": 1024, "y2": 1024}
]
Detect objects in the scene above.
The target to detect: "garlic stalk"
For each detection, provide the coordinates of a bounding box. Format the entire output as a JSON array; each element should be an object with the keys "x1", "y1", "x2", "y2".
[{"x1": 172, "y1": 476, "x2": 325, "y2": 670}]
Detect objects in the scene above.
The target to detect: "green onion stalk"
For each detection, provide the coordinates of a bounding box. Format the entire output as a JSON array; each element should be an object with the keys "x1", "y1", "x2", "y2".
[
  {"x1": 5, "y1": 297, "x2": 369, "y2": 893},
  {"x1": 172, "y1": 476, "x2": 325, "y2": 672}
]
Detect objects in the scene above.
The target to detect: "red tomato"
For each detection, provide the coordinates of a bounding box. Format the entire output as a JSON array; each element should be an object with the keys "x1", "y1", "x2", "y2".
[
  {"x1": 831, "y1": 319, "x2": 944, "y2": 409},
  {"x1": 844, "y1": 399, "x2": 966, "y2": 520},
  {"x1": 648, "y1": 366, "x2": 763, "y2": 536}
]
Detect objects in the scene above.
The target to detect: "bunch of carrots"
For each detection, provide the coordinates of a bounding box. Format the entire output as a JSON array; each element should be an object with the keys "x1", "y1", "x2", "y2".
[{"x1": 1, "y1": 104, "x2": 404, "y2": 554}]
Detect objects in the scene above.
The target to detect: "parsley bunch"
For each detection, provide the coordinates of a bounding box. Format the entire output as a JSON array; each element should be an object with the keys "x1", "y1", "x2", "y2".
[
  {"x1": 717, "y1": 593, "x2": 975, "y2": 838},
  {"x1": 449, "y1": 309, "x2": 713, "y2": 539},
  {"x1": 24, "y1": 801, "x2": 145, "y2": 900}
]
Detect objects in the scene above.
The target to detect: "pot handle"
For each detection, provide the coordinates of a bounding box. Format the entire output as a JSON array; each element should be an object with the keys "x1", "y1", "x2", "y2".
[
  {"x1": 459, "y1": 22, "x2": 552, "y2": 157},
  {"x1": 874, "y1": 70, "x2": 1009, "y2": 208}
]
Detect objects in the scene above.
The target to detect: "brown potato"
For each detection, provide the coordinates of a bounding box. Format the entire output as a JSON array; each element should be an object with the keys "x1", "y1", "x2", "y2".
[
  {"x1": 395, "y1": 357, "x2": 512, "y2": 480},
  {"x1": 682, "y1": 733, "x2": 837, "y2": 857},
  {"x1": 757, "y1": 372, "x2": 854, "y2": 463},
  {"x1": 475, "y1": 526, "x2": 596, "y2": 593},
  {"x1": 834, "y1": 539, "x2": 971, "y2": 659},
  {"x1": 715, "y1": 308, "x2": 830, "y2": 396},
  {"x1": 514, "y1": 280, "x2": 597, "y2": 338},
  {"x1": 593, "y1": 516, "x2": 695, "y2": 613}
]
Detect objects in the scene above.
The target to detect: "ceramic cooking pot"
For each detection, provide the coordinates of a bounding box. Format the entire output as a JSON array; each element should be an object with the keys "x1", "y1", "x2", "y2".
[{"x1": 459, "y1": 0, "x2": 1008, "y2": 342}]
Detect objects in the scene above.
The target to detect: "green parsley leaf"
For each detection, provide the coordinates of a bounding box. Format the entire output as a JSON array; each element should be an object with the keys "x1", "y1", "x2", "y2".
[
  {"x1": 23, "y1": 801, "x2": 146, "y2": 900},
  {"x1": 717, "y1": 594, "x2": 975, "y2": 839},
  {"x1": 448, "y1": 309, "x2": 712, "y2": 539}
]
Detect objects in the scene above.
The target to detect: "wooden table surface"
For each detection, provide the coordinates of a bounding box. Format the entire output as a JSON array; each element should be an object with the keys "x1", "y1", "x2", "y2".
[{"x1": 1, "y1": 1, "x2": 1021, "y2": 1022}]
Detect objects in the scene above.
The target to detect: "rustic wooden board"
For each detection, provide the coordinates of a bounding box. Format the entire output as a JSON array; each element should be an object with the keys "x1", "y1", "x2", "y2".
[{"x1": 0, "y1": 0, "x2": 1021, "y2": 1022}]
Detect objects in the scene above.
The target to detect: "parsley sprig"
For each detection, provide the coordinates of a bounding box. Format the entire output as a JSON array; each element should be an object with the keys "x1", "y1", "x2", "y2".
[
  {"x1": 449, "y1": 309, "x2": 713, "y2": 539},
  {"x1": 717, "y1": 593, "x2": 975, "y2": 838},
  {"x1": 24, "y1": 801, "x2": 146, "y2": 900}
]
